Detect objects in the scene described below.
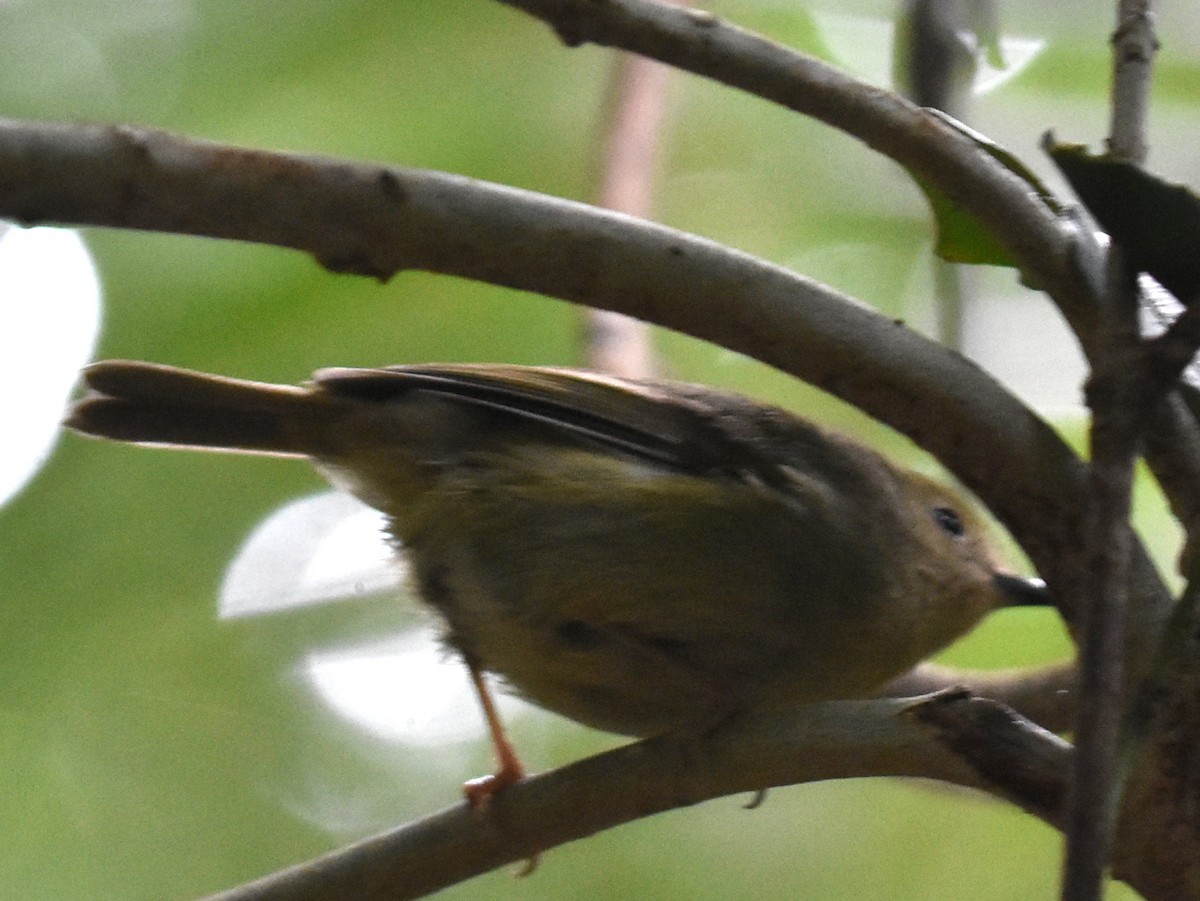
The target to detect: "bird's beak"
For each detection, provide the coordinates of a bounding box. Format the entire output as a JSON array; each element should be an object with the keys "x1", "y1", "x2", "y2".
[{"x1": 993, "y1": 573, "x2": 1053, "y2": 607}]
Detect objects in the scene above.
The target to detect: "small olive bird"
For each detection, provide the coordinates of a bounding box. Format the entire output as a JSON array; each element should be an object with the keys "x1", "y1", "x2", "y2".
[{"x1": 67, "y1": 360, "x2": 1049, "y2": 801}]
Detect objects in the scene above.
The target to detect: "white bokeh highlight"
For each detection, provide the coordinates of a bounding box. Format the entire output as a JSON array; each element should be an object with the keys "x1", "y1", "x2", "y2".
[
  {"x1": 0, "y1": 225, "x2": 102, "y2": 507},
  {"x1": 221, "y1": 488, "x2": 533, "y2": 744},
  {"x1": 220, "y1": 490, "x2": 404, "y2": 618},
  {"x1": 303, "y1": 629, "x2": 532, "y2": 746}
]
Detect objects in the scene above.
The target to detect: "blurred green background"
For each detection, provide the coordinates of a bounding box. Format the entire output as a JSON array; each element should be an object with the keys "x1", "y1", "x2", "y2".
[{"x1": 2, "y1": 1, "x2": 1196, "y2": 898}]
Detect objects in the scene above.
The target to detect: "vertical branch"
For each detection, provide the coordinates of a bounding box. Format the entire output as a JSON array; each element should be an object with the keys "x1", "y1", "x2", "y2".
[
  {"x1": 583, "y1": 2, "x2": 690, "y2": 378},
  {"x1": 1061, "y1": 3, "x2": 1158, "y2": 900},
  {"x1": 1063, "y1": 327, "x2": 1140, "y2": 901}
]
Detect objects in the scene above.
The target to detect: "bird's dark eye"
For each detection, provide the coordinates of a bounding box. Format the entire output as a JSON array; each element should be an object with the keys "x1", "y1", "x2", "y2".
[{"x1": 933, "y1": 506, "x2": 965, "y2": 537}]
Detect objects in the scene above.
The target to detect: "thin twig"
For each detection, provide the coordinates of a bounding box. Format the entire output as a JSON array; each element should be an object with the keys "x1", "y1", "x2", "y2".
[
  {"x1": 1107, "y1": 0, "x2": 1158, "y2": 164},
  {"x1": 883, "y1": 661, "x2": 1076, "y2": 734}
]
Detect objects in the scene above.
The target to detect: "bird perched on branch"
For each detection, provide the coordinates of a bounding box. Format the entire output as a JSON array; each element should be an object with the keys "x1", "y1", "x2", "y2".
[{"x1": 67, "y1": 360, "x2": 1050, "y2": 802}]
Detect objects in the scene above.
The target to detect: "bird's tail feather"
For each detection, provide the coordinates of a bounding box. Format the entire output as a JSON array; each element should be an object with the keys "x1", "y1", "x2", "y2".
[{"x1": 65, "y1": 361, "x2": 326, "y2": 456}]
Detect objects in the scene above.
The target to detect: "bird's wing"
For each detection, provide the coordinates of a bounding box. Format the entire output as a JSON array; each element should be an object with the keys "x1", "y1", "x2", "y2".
[{"x1": 312, "y1": 364, "x2": 768, "y2": 478}]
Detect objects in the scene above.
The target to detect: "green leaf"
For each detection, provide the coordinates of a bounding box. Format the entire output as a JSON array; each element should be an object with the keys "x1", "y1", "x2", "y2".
[
  {"x1": 914, "y1": 176, "x2": 1017, "y2": 266},
  {"x1": 916, "y1": 111, "x2": 1063, "y2": 267}
]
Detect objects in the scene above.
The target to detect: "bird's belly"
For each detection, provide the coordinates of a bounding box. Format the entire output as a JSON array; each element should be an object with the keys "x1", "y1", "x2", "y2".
[{"x1": 395, "y1": 449, "x2": 893, "y2": 736}]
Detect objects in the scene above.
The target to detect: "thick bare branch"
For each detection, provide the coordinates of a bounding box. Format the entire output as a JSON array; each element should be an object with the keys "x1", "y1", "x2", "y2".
[
  {"x1": 201, "y1": 694, "x2": 1069, "y2": 900},
  {"x1": 0, "y1": 124, "x2": 1052, "y2": 537}
]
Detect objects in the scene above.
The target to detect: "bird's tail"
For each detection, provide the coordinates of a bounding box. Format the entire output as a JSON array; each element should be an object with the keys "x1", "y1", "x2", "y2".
[{"x1": 65, "y1": 360, "x2": 331, "y2": 456}]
